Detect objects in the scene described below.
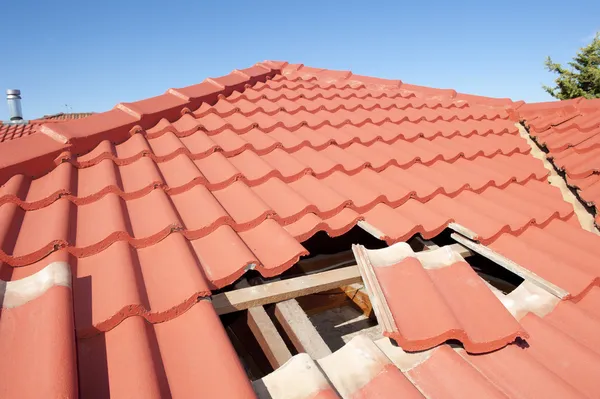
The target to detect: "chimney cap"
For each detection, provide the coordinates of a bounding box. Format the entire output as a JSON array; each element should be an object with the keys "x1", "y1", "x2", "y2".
[{"x1": 6, "y1": 89, "x2": 21, "y2": 96}]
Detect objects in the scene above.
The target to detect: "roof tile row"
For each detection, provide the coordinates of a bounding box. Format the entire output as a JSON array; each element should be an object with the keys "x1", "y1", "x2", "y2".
[{"x1": 519, "y1": 98, "x2": 600, "y2": 226}]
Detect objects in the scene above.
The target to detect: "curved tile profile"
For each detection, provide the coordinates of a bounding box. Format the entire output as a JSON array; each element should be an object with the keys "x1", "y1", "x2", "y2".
[
  {"x1": 260, "y1": 327, "x2": 600, "y2": 399},
  {"x1": 0, "y1": 132, "x2": 531, "y2": 212},
  {"x1": 520, "y1": 98, "x2": 600, "y2": 227},
  {"x1": 471, "y1": 279, "x2": 600, "y2": 398},
  {"x1": 0, "y1": 147, "x2": 549, "y2": 268},
  {"x1": 77, "y1": 300, "x2": 256, "y2": 399},
  {"x1": 488, "y1": 218, "x2": 600, "y2": 300},
  {"x1": 353, "y1": 242, "x2": 527, "y2": 353},
  {"x1": 70, "y1": 220, "x2": 307, "y2": 336},
  {"x1": 0, "y1": 261, "x2": 78, "y2": 399}
]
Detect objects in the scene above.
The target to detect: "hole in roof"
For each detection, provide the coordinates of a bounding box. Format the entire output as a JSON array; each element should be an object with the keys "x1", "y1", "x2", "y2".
[
  {"x1": 303, "y1": 300, "x2": 379, "y2": 352},
  {"x1": 281, "y1": 225, "x2": 386, "y2": 279},
  {"x1": 301, "y1": 225, "x2": 386, "y2": 258},
  {"x1": 221, "y1": 311, "x2": 275, "y2": 379}
]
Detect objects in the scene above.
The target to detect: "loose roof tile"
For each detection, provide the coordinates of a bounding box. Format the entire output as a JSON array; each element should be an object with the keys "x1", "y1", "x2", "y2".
[{"x1": 353, "y1": 242, "x2": 527, "y2": 353}]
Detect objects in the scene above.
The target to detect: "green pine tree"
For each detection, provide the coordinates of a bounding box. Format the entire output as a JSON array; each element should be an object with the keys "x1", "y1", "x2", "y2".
[{"x1": 543, "y1": 33, "x2": 600, "y2": 100}]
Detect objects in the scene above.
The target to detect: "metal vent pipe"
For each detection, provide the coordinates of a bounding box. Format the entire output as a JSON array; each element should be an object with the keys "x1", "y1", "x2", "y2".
[{"x1": 6, "y1": 89, "x2": 23, "y2": 121}]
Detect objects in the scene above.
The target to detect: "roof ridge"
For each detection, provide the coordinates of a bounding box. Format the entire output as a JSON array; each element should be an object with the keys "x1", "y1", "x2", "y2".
[{"x1": 0, "y1": 61, "x2": 287, "y2": 184}]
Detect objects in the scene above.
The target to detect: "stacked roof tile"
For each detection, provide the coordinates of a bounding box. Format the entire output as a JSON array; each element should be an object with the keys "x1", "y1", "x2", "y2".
[
  {"x1": 2, "y1": 61, "x2": 600, "y2": 397},
  {"x1": 520, "y1": 98, "x2": 600, "y2": 225}
]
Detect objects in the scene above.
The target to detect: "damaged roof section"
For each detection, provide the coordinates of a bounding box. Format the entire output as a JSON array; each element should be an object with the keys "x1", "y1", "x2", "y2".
[
  {"x1": 353, "y1": 242, "x2": 527, "y2": 353},
  {"x1": 2, "y1": 61, "x2": 600, "y2": 397},
  {"x1": 256, "y1": 247, "x2": 600, "y2": 399}
]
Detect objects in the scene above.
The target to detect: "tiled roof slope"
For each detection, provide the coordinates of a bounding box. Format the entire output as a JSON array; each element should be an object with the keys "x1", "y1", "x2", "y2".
[
  {"x1": 0, "y1": 122, "x2": 37, "y2": 142},
  {"x1": 2, "y1": 61, "x2": 600, "y2": 397},
  {"x1": 0, "y1": 113, "x2": 93, "y2": 143},
  {"x1": 519, "y1": 98, "x2": 600, "y2": 225}
]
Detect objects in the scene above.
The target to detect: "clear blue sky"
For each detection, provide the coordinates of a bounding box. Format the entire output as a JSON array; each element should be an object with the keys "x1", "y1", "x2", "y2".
[{"x1": 1, "y1": 0, "x2": 598, "y2": 120}]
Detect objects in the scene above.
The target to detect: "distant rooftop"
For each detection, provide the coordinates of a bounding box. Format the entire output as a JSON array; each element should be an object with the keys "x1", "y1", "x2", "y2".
[{"x1": 0, "y1": 112, "x2": 94, "y2": 143}]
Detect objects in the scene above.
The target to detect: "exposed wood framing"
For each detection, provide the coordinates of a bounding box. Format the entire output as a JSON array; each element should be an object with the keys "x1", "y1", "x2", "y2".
[
  {"x1": 295, "y1": 250, "x2": 355, "y2": 274},
  {"x1": 341, "y1": 283, "x2": 374, "y2": 317},
  {"x1": 274, "y1": 299, "x2": 332, "y2": 359},
  {"x1": 247, "y1": 306, "x2": 292, "y2": 369},
  {"x1": 413, "y1": 236, "x2": 439, "y2": 250},
  {"x1": 351, "y1": 244, "x2": 396, "y2": 333},
  {"x1": 212, "y1": 266, "x2": 363, "y2": 315},
  {"x1": 296, "y1": 290, "x2": 354, "y2": 316},
  {"x1": 295, "y1": 284, "x2": 373, "y2": 317},
  {"x1": 451, "y1": 232, "x2": 569, "y2": 299},
  {"x1": 516, "y1": 123, "x2": 599, "y2": 234},
  {"x1": 212, "y1": 244, "x2": 473, "y2": 316}
]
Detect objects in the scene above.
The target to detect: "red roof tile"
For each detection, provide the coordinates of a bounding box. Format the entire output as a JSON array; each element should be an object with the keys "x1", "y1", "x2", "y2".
[
  {"x1": 0, "y1": 122, "x2": 37, "y2": 142},
  {"x1": 0, "y1": 262, "x2": 77, "y2": 399},
  {"x1": 354, "y1": 243, "x2": 527, "y2": 353},
  {"x1": 78, "y1": 300, "x2": 256, "y2": 398},
  {"x1": 519, "y1": 98, "x2": 600, "y2": 226},
  {"x1": 2, "y1": 61, "x2": 600, "y2": 396}
]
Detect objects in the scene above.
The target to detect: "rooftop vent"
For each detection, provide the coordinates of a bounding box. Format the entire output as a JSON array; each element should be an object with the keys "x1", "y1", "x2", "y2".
[{"x1": 6, "y1": 89, "x2": 23, "y2": 121}]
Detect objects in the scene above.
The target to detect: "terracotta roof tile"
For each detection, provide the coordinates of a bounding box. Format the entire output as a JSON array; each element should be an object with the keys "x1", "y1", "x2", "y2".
[
  {"x1": 2, "y1": 61, "x2": 600, "y2": 396},
  {"x1": 78, "y1": 300, "x2": 255, "y2": 398},
  {"x1": 488, "y1": 218, "x2": 600, "y2": 299},
  {"x1": 0, "y1": 262, "x2": 77, "y2": 398},
  {"x1": 519, "y1": 98, "x2": 600, "y2": 226},
  {"x1": 354, "y1": 243, "x2": 527, "y2": 353}
]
